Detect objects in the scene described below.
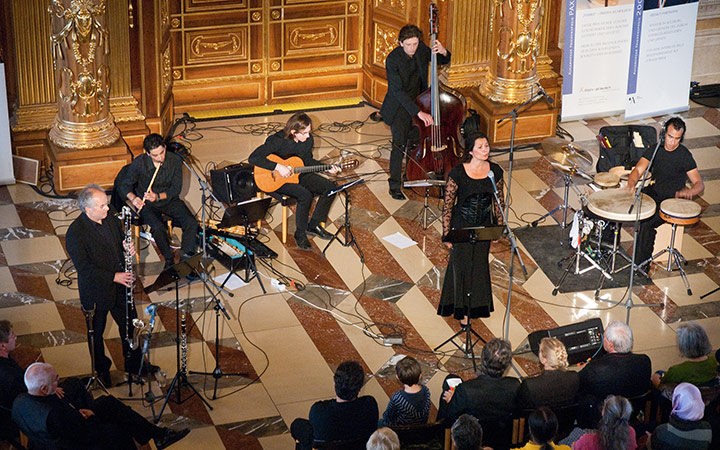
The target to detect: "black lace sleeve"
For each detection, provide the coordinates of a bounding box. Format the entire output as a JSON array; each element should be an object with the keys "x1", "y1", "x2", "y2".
[
  {"x1": 494, "y1": 175, "x2": 505, "y2": 226},
  {"x1": 443, "y1": 176, "x2": 458, "y2": 237}
]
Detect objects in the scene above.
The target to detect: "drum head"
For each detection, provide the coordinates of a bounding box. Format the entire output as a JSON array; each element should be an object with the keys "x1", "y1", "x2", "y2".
[
  {"x1": 660, "y1": 199, "x2": 701, "y2": 219},
  {"x1": 587, "y1": 188, "x2": 656, "y2": 222},
  {"x1": 594, "y1": 172, "x2": 620, "y2": 188}
]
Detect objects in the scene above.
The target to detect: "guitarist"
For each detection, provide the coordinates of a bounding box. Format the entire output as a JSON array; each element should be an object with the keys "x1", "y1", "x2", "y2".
[{"x1": 249, "y1": 112, "x2": 341, "y2": 250}]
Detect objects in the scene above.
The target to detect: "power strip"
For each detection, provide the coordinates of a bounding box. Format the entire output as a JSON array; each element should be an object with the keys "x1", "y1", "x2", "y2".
[{"x1": 382, "y1": 337, "x2": 403, "y2": 346}]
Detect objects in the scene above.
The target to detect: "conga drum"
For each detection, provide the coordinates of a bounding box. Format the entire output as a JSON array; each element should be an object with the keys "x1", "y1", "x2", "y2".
[{"x1": 654, "y1": 198, "x2": 701, "y2": 295}]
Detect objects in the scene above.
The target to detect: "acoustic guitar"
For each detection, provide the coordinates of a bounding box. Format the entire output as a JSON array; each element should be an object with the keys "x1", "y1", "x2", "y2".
[{"x1": 253, "y1": 154, "x2": 359, "y2": 193}]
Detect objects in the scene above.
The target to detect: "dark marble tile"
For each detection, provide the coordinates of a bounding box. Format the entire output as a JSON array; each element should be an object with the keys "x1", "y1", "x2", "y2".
[
  {"x1": 0, "y1": 186, "x2": 12, "y2": 203},
  {"x1": 221, "y1": 415, "x2": 287, "y2": 438},
  {"x1": 394, "y1": 215, "x2": 448, "y2": 268},
  {"x1": 703, "y1": 107, "x2": 720, "y2": 129},
  {"x1": 205, "y1": 338, "x2": 258, "y2": 380},
  {"x1": 688, "y1": 221, "x2": 720, "y2": 256},
  {"x1": 416, "y1": 266, "x2": 445, "y2": 291},
  {"x1": 16, "y1": 204, "x2": 56, "y2": 235},
  {"x1": 351, "y1": 227, "x2": 413, "y2": 283},
  {"x1": 699, "y1": 167, "x2": 720, "y2": 183},
  {"x1": 7, "y1": 268, "x2": 53, "y2": 300},
  {"x1": 159, "y1": 382, "x2": 215, "y2": 425},
  {"x1": 18, "y1": 329, "x2": 87, "y2": 348},
  {"x1": 346, "y1": 182, "x2": 390, "y2": 216},
  {"x1": 337, "y1": 206, "x2": 390, "y2": 233},
  {"x1": 12, "y1": 260, "x2": 68, "y2": 276},
  {"x1": 664, "y1": 300, "x2": 720, "y2": 322},
  {"x1": 375, "y1": 353, "x2": 440, "y2": 386},
  {"x1": 10, "y1": 345, "x2": 44, "y2": 369},
  {"x1": 352, "y1": 274, "x2": 414, "y2": 303},
  {"x1": 216, "y1": 427, "x2": 264, "y2": 450},
  {"x1": 54, "y1": 301, "x2": 87, "y2": 335},
  {"x1": 281, "y1": 236, "x2": 348, "y2": 292},
  {"x1": 0, "y1": 227, "x2": 53, "y2": 241},
  {"x1": 531, "y1": 157, "x2": 562, "y2": 190},
  {"x1": 0, "y1": 292, "x2": 51, "y2": 308}
]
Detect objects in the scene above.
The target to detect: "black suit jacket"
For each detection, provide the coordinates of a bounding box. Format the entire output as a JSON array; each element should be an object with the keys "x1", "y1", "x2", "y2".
[
  {"x1": 517, "y1": 369, "x2": 580, "y2": 410},
  {"x1": 379, "y1": 42, "x2": 451, "y2": 125},
  {"x1": 579, "y1": 352, "x2": 652, "y2": 400},
  {"x1": 65, "y1": 213, "x2": 125, "y2": 311}
]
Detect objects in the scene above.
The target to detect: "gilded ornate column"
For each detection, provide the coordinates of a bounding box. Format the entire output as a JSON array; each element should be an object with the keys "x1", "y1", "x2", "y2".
[
  {"x1": 479, "y1": 0, "x2": 545, "y2": 104},
  {"x1": 47, "y1": 0, "x2": 120, "y2": 148}
]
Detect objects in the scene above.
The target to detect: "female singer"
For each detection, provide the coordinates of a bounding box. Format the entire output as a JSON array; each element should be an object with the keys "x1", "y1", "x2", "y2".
[{"x1": 437, "y1": 131, "x2": 504, "y2": 325}]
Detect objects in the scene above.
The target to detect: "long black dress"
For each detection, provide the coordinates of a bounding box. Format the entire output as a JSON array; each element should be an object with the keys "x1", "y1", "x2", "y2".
[{"x1": 437, "y1": 162, "x2": 504, "y2": 319}]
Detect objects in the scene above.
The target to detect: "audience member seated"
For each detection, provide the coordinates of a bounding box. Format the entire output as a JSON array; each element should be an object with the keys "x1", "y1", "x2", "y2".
[
  {"x1": 11, "y1": 362, "x2": 189, "y2": 450},
  {"x1": 652, "y1": 322, "x2": 718, "y2": 390},
  {"x1": 379, "y1": 356, "x2": 430, "y2": 427},
  {"x1": 516, "y1": 406, "x2": 571, "y2": 450},
  {"x1": 518, "y1": 338, "x2": 580, "y2": 410},
  {"x1": 291, "y1": 361, "x2": 378, "y2": 449},
  {"x1": 573, "y1": 395, "x2": 637, "y2": 450},
  {"x1": 438, "y1": 338, "x2": 520, "y2": 449},
  {"x1": 579, "y1": 321, "x2": 651, "y2": 404},
  {"x1": 366, "y1": 427, "x2": 400, "y2": 450},
  {"x1": 451, "y1": 414, "x2": 491, "y2": 450},
  {"x1": 646, "y1": 383, "x2": 712, "y2": 450}
]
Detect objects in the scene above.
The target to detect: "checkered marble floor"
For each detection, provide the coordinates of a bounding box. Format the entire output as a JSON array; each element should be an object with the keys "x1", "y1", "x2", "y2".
[{"x1": 1, "y1": 103, "x2": 719, "y2": 450}]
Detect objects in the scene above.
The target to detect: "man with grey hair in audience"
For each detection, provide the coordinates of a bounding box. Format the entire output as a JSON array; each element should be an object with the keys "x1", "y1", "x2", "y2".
[
  {"x1": 579, "y1": 320, "x2": 652, "y2": 403},
  {"x1": 451, "y1": 414, "x2": 486, "y2": 450},
  {"x1": 11, "y1": 362, "x2": 188, "y2": 449}
]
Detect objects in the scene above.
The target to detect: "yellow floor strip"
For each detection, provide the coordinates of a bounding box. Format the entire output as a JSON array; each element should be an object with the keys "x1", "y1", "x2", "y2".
[{"x1": 191, "y1": 97, "x2": 366, "y2": 120}]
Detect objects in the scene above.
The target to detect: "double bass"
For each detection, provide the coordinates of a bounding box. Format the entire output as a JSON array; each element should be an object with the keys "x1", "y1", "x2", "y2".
[{"x1": 405, "y1": 3, "x2": 466, "y2": 196}]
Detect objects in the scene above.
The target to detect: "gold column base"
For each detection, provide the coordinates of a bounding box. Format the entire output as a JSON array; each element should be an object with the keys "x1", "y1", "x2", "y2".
[
  {"x1": 47, "y1": 115, "x2": 121, "y2": 150},
  {"x1": 461, "y1": 84, "x2": 559, "y2": 148},
  {"x1": 479, "y1": 72, "x2": 541, "y2": 105},
  {"x1": 45, "y1": 137, "x2": 131, "y2": 194}
]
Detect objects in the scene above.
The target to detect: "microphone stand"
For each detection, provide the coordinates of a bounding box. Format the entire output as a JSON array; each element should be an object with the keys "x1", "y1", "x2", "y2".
[
  {"x1": 322, "y1": 178, "x2": 365, "y2": 262},
  {"x1": 496, "y1": 89, "x2": 548, "y2": 278},
  {"x1": 597, "y1": 141, "x2": 662, "y2": 323}
]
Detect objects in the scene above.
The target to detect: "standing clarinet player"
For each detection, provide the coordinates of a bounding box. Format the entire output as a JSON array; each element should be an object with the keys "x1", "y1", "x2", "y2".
[
  {"x1": 437, "y1": 132, "x2": 504, "y2": 326},
  {"x1": 66, "y1": 185, "x2": 143, "y2": 387}
]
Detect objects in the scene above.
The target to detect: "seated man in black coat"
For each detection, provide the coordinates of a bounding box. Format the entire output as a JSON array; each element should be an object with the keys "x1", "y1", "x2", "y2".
[
  {"x1": 291, "y1": 361, "x2": 378, "y2": 449},
  {"x1": 438, "y1": 338, "x2": 520, "y2": 449},
  {"x1": 579, "y1": 320, "x2": 652, "y2": 404},
  {"x1": 11, "y1": 362, "x2": 188, "y2": 450}
]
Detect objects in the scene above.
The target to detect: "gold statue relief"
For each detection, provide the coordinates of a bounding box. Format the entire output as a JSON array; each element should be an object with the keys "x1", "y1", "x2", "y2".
[
  {"x1": 289, "y1": 25, "x2": 338, "y2": 49},
  {"x1": 374, "y1": 24, "x2": 397, "y2": 66}
]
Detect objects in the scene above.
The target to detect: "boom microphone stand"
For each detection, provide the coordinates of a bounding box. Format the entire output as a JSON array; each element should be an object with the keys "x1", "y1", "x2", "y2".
[{"x1": 322, "y1": 178, "x2": 365, "y2": 262}]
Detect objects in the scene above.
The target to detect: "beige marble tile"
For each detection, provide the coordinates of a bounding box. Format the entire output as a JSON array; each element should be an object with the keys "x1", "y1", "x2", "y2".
[
  {"x1": 150, "y1": 340, "x2": 216, "y2": 375},
  {"x1": 48, "y1": 208, "x2": 81, "y2": 237},
  {"x1": 1, "y1": 235, "x2": 67, "y2": 266},
  {"x1": 665, "y1": 232, "x2": 713, "y2": 260},
  {"x1": 362, "y1": 375, "x2": 390, "y2": 415},
  {"x1": 374, "y1": 216, "x2": 434, "y2": 283},
  {"x1": 507, "y1": 182, "x2": 553, "y2": 225},
  {"x1": 275, "y1": 399, "x2": 317, "y2": 429},
  {"x1": 259, "y1": 434, "x2": 295, "y2": 450},
  {"x1": 556, "y1": 121, "x2": 601, "y2": 142},
  {"x1": 700, "y1": 179, "x2": 720, "y2": 205},
  {"x1": 513, "y1": 169, "x2": 550, "y2": 192},
  {"x1": 689, "y1": 146, "x2": 720, "y2": 170},
  {"x1": 42, "y1": 342, "x2": 95, "y2": 377},
  {"x1": 321, "y1": 227, "x2": 367, "y2": 292},
  {"x1": 333, "y1": 295, "x2": 396, "y2": 374},
  {"x1": 396, "y1": 286, "x2": 455, "y2": 351},
  {"x1": 4, "y1": 302, "x2": 64, "y2": 335},
  {"x1": 229, "y1": 287, "x2": 300, "y2": 334},
  {"x1": 684, "y1": 117, "x2": 720, "y2": 139},
  {"x1": 0, "y1": 204, "x2": 22, "y2": 228},
  {"x1": 5, "y1": 184, "x2": 49, "y2": 204},
  {"x1": 667, "y1": 316, "x2": 720, "y2": 350},
  {"x1": 652, "y1": 272, "x2": 718, "y2": 306},
  {"x1": 426, "y1": 369, "x2": 447, "y2": 411},
  {"x1": 161, "y1": 425, "x2": 224, "y2": 450},
  {"x1": 238, "y1": 325, "x2": 336, "y2": 405},
  {"x1": 703, "y1": 216, "x2": 720, "y2": 236},
  {"x1": 207, "y1": 384, "x2": 280, "y2": 425},
  {"x1": 0, "y1": 267, "x2": 17, "y2": 293},
  {"x1": 358, "y1": 158, "x2": 402, "y2": 214}
]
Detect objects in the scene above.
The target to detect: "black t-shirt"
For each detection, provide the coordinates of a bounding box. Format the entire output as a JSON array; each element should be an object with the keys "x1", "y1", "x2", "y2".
[
  {"x1": 642, "y1": 143, "x2": 697, "y2": 201},
  {"x1": 309, "y1": 396, "x2": 378, "y2": 442}
]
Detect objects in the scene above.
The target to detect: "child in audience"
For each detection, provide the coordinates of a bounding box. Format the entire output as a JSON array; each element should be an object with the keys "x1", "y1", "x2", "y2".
[{"x1": 379, "y1": 356, "x2": 431, "y2": 426}]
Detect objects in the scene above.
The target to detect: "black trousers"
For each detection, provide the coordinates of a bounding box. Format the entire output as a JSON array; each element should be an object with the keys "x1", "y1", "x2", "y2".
[
  {"x1": 139, "y1": 197, "x2": 199, "y2": 262},
  {"x1": 636, "y1": 208, "x2": 665, "y2": 266},
  {"x1": 389, "y1": 109, "x2": 419, "y2": 191},
  {"x1": 89, "y1": 395, "x2": 163, "y2": 448},
  {"x1": 89, "y1": 296, "x2": 142, "y2": 374},
  {"x1": 276, "y1": 173, "x2": 336, "y2": 237}
]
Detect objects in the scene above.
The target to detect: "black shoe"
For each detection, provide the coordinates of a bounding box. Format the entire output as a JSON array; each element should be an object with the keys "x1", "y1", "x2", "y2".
[
  {"x1": 155, "y1": 428, "x2": 190, "y2": 450},
  {"x1": 98, "y1": 370, "x2": 112, "y2": 388},
  {"x1": 295, "y1": 234, "x2": 312, "y2": 250},
  {"x1": 306, "y1": 224, "x2": 333, "y2": 240},
  {"x1": 389, "y1": 189, "x2": 406, "y2": 200}
]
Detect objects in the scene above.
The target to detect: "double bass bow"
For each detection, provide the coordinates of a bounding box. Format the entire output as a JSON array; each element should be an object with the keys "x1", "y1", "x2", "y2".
[{"x1": 406, "y1": 3, "x2": 466, "y2": 197}]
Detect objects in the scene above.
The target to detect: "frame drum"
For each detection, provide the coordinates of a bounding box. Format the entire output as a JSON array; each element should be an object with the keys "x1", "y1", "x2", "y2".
[
  {"x1": 659, "y1": 199, "x2": 701, "y2": 226},
  {"x1": 587, "y1": 188, "x2": 656, "y2": 222},
  {"x1": 594, "y1": 172, "x2": 620, "y2": 189}
]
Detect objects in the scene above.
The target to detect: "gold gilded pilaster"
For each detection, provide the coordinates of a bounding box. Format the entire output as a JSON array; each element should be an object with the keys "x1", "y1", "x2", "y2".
[
  {"x1": 440, "y1": 0, "x2": 492, "y2": 88},
  {"x1": 47, "y1": 0, "x2": 121, "y2": 149},
  {"x1": 479, "y1": 0, "x2": 544, "y2": 104}
]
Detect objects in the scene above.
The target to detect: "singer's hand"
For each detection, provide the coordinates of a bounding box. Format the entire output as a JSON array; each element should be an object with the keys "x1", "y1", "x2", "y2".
[
  {"x1": 275, "y1": 164, "x2": 293, "y2": 178},
  {"x1": 113, "y1": 271, "x2": 135, "y2": 287},
  {"x1": 143, "y1": 190, "x2": 159, "y2": 203},
  {"x1": 328, "y1": 164, "x2": 341, "y2": 175},
  {"x1": 417, "y1": 111, "x2": 433, "y2": 127}
]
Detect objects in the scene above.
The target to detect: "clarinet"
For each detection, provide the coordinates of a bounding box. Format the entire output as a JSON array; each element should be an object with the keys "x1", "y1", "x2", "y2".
[
  {"x1": 121, "y1": 206, "x2": 138, "y2": 350},
  {"x1": 180, "y1": 298, "x2": 188, "y2": 374}
]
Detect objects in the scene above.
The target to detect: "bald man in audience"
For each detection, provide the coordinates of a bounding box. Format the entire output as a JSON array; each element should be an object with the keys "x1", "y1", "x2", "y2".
[{"x1": 11, "y1": 362, "x2": 188, "y2": 449}]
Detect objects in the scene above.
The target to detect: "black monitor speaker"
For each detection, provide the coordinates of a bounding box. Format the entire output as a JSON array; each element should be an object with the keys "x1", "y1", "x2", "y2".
[
  {"x1": 210, "y1": 163, "x2": 256, "y2": 204},
  {"x1": 527, "y1": 318, "x2": 605, "y2": 366}
]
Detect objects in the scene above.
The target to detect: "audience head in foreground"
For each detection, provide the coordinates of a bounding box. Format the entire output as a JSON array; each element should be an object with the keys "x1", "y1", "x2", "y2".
[
  {"x1": 334, "y1": 360, "x2": 365, "y2": 401},
  {"x1": 366, "y1": 427, "x2": 400, "y2": 450},
  {"x1": 451, "y1": 414, "x2": 483, "y2": 450},
  {"x1": 479, "y1": 338, "x2": 513, "y2": 377}
]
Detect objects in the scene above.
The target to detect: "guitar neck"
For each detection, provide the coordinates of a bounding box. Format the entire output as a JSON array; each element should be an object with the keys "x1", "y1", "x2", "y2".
[{"x1": 294, "y1": 163, "x2": 334, "y2": 174}]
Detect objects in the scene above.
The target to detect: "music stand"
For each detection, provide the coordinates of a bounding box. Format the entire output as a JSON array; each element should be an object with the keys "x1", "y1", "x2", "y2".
[
  {"x1": 322, "y1": 179, "x2": 365, "y2": 262},
  {"x1": 404, "y1": 179, "x2": 446, "y2": 230},
  {"x1": 434, "y1": 226, "x2": 502, "y2": 370},
  {"x1": 144, "y1": 254, "x2": 213, "y2": 422}
]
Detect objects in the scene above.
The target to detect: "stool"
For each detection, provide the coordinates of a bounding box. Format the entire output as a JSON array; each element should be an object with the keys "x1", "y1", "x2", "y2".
[
  {"x1": 651, "y1": 198, "x2": 701, "y2": 295},
  {"x1": 259, "y1": 192, "x2": 295, "y2": 244}
]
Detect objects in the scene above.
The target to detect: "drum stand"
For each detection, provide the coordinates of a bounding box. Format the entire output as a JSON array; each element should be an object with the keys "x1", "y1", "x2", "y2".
[
  {"x1": 642, "y1": 220, "x2": 693, "y2": 295},
  {"x1": 532, "y1": 173, "x2": 583, "y2": 229},
  {"x1": 596, "y1": 142, "x2": 662, "y2": 323}
]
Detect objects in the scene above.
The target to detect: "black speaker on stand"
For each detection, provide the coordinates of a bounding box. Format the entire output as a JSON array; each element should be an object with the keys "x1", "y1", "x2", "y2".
[{"x1": 210, "y1": 163, "x2": 256, "y2": 204}]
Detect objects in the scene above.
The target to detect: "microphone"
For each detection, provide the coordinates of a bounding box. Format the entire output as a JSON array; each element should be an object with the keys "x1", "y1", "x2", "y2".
[
  {"x1": 536, "y1": 83, "x2": 554, "y2": 104},
  {"x1": 488, "y1": 170, "x2": 499, "y2": 194},
  {"x1": 144, "y1": 303, "x2": 158, "y2": 315}
]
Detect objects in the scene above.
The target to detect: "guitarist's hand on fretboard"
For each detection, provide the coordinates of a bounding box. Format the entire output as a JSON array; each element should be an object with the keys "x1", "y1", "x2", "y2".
[
  {"x1": 275, "y1": 163, "x2": 293, "y2": 178},
  {"x1": 328, "y1": 164, "x2": 342, "y2": 175}
]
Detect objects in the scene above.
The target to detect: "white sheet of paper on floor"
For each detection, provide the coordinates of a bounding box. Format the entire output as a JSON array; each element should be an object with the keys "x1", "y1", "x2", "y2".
[
  {"x1": 212, "y1": 273, "x2": 248, "y2": 290},
  {"x1": 382, "y1": 232, "x2": 417, "y2": 249}
]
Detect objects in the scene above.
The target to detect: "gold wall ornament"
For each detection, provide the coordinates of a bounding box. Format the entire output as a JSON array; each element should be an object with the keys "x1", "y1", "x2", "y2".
[
  {"x1": 480, "y1": 0, "x2": 544, "y2": 104},
  {"x1": 172, "y1": 69, "x2": 182, "y2": 80},
  {"x1": 270, "y1": 10, "x2": 280, "y2": 20},
  {"x1": 349, "y1": 3, "x2": 358, "y2": 13},
  {"x1": 47, "y1": 0, "x2": 119, "y2": 148},
  {"x1": 271, "y1": 61, "x2": 281, "y2": 71},
  {"x1": 161, "y1": 44, "x2": 172, "y2": 100},
  {"x1": 171, "y1": 18, "x2": 181, "y2": 28},
  {"x1": 374, "y1": 23, "x2": 397, "y2": 67}
]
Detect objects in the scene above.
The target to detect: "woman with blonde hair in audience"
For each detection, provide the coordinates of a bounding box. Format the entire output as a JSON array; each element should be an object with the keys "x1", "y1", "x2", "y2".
[
  {"x1": 573, "y1": 395, "x2": 637, "y2": 450},
  {"x1": 518, "y1": 337, "x2": 580, "y2": 410},
  {"x1": 366, "y1": 427, "x2": 400, "y2": 450}
]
